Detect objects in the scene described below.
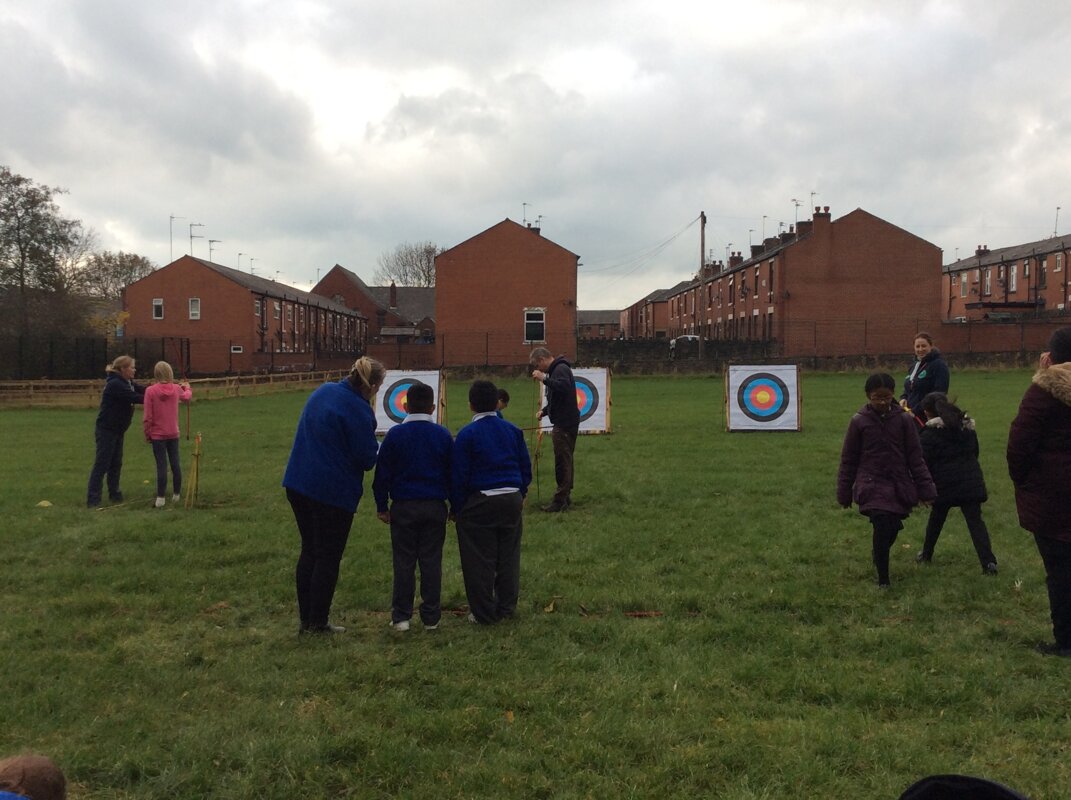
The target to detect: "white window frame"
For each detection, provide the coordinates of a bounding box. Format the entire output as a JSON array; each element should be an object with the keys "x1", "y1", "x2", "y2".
[
  {"x1": 189, "y1": 297, "x2": 201, "y2": 320},
  {"x1": 254, "y1": 299, "x2": 261, "y2": 317},
  {"x1": 983, "y1": 268, "x2": 992, "y2": 296},
  {"x1": 152, "y1": 298, "x2": 164, "y2": 319},
  {"x1": 273, "y1": 301, "x2": 281, "y2": 319},
  {"x1": 1009, "y1": 267, "x2": 1018, "y2": 293},
  {"x1": 960, "y1": 273, "x2": 968, "y2": 298},
  {"x1": 523, "y1": 307, "x2": 546, "y2": 344},
  {"x1": 230, "y1": 345, "x2": 244, "y2": 354}
]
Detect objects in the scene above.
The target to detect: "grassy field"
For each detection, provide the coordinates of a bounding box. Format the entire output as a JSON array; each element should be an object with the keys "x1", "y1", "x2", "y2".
[{"x1": 1, "y1": 370, "x2": 1068, "y2": 799}]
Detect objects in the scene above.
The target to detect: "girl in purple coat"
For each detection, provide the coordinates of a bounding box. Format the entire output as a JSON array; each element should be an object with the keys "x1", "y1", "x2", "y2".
[{"x1": 838, "y1": 372, "x2": 937, "y2": 587}]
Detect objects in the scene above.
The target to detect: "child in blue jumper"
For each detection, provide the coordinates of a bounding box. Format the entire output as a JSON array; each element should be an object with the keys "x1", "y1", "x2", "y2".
[
  {"x1": 452, "y1": 380, "x2": 532, "y2": 624},
  {"x1": 373, "y1": 382, "x2": 453, "y2": 631}
]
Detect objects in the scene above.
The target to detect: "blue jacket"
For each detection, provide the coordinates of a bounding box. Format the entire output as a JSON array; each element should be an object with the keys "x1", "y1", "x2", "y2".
[
  {"x1": 450, "y1": 414, "x2": 532, "y2": 512},
  {"x1": 372, "y1": 415, "x2": 453, "y2": 512},
  {"x1": 95, "y1": 372, "x2": 146, "y2": 432},
  {"x1": 283, "y1": 380, "x2": 379, "y2": 512}
]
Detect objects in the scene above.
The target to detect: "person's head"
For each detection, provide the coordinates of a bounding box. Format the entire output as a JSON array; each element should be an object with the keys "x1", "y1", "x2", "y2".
[
  {"x1": 469, "y1": 380, "x2": 499, "y2": 414},
  {"x1": 0, "y1": 753, "x2": 67, "y2": 800},
  {"x1": 106, "y1": 355, "x2": 135, "y2": 379},
  {"x1": 405, "y1": 382, "x2": 435, "y2": 415},
  {"x1": 153, "y1": 361, "x2": 174, "y2": 383},
  {"x1": 921, "y1": 391, "x2": 965, "y2": 427},
  {"x1": 496, "y1": 388, "x2": 510, "y2": 410},
  {"x1": 913, "y1": 332, "x2": 935, "y2": 360},
  {"x1": 529, "y1": 347, "x2": 552, "y2": 374},
  {"x1": 347, "y1": 357, "x2": 386, "y2": 400},
  {"x1": 864, "y1": 372, "x2": 896, "y2": 413},
  {"x1": 1047, "y1": 326, "x2": 1071, "y2": 365}
]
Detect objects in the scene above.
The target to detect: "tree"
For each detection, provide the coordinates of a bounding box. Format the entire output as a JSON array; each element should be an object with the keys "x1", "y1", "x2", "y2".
[
  {"x1": 373, "y1": 241, "x2": 442, "y2": 287},
  {"x1": 81, "y1": 251, "x2": 156, "y2": 300},
  {"x1": 0, "y1": 166, "x2": 81, "y2": 334}
]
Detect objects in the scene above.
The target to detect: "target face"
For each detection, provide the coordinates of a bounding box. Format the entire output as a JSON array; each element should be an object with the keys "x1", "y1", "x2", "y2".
[
  {"x1": 383, "y1": 379, "x2": 416, "y2": 423},
  {"x1": 575, "y1": 377, "x2": 599, "y2": 423},
  {"x1": 726, "y1": 365, "x2": 800, "y2": 432},
  {"x1": 737, "y1": 372, "x2": 789, "y2": 422}
]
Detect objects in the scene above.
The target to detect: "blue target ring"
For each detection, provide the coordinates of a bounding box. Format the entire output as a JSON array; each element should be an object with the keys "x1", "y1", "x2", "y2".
[
  {"x1": 737, "y1": 372, "x2": 789, "y2": 422},
  {"x1": 383, "y1": 379, "x2": 416, "y2": 423},
  {"x1": 575, "y1": 377, "x2": 599, "y2": 423}
]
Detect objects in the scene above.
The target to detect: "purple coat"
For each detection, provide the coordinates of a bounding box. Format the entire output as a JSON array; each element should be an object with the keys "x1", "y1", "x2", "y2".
[
  {"x1": 1007, "y1": 362, "x2": 1071, "y2": 541},
  {"x1": 837, "y1": 403, "x2": 936, "y2": 516}
]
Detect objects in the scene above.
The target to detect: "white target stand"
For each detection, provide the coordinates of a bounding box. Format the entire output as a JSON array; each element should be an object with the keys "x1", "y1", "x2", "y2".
[
  {"x1": 375, "y1": 370, "x2": 446, "y2": 434},
  {"x1": 725, "y1": 365, "x2": 801, "y2": 432},
  {"x1": 538, "y1": 367, "x2": 612, "y2": 434}
]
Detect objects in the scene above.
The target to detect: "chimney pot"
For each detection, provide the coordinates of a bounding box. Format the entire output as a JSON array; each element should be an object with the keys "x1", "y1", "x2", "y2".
[{"x1": 823, "y1": 206, "x2": 830, "y2": 213}]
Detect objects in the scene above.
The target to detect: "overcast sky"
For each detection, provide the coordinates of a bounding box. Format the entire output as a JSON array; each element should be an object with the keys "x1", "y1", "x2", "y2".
[{"x1": 2, "y1": 0, "x2": 1068, "y2": 309}]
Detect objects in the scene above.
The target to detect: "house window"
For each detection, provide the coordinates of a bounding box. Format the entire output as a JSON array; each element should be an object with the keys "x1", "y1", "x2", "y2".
[
  {"x1": 1040, "y1": 258, "x2": 1047, "y2": 289},
  {"x1": 254, "y1": 299, "x2": 261, "y2": 316},
  {"x1": 1023, "y1": 260, "x2": 1030, "y2": 277},
  {"x1": 273, "y1": 301, "x2": 281, "y2": 319},
  {"x1": 960, "y1": 274, "x2": 968, "y2": 298},
  {"x1": 286, "y1": 305, "x2": 293, "y2": 322},
  {"x1": 983, "y1": 268, "x2": 992, "y2": 296},
  {"x1": 152, "y1": 298, "x2": 164, "y2": 319},
  {"x1": 230, "y1": 345, "x2": 244, "y2": 354},
  {"x1": 524, "y1": 308, "x2": 546, "y2": 343},
  {"x1": 1009, "y1": 267, "x2": 1018, "y2": 293},
  {"x1": 599, "y1": 325, "x2": 605, "y2": 336},
  {"x1": 189, "y1": 297, "x2": 201, "y2": 320},
  {"x1": 1056, "y1": 254, "x2": 1063, "y2": 273}
]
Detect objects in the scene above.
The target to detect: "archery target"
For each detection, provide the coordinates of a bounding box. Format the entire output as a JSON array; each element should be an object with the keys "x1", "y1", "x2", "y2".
[
  {"x1": 375, "y1": 370, "x2": 443, "y2": 433},
  {"x1": 726, "y1": 365, "x2": 800, "y2": 431},
  {"x1": 539, "y1": 367, "x2": 610, "y2": 434}
]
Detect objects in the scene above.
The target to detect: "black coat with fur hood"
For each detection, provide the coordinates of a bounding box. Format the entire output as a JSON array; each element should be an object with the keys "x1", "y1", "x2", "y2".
[
  {"x1": 1007, "y1": 362, "x2": 1071, "y2": 540},
  {"x1": 919, "y1": 416, "x2": 988, "y2": 505}
]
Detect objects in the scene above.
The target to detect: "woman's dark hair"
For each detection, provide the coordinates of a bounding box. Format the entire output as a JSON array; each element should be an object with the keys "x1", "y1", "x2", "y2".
[
  {"x1": 864, "y1": 372, "x2": 895, "y2": 394},
  {"x1": 914, "y1": 331, "x2": 934, "y2": 345},
  {"x1": 921, "y1": 391, "x2": 965, "y2": 429},
  {"x1": 469, "y1": 380, "x2": 499, "y2": 413},
  {"x1": 1048, "y1": 326, "x2": 1071, "y2": 365}
]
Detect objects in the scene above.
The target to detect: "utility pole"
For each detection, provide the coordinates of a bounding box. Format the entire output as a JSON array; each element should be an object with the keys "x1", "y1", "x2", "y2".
[{"x1": 698, "y1": 211, "x2": 706, "y2": 357}]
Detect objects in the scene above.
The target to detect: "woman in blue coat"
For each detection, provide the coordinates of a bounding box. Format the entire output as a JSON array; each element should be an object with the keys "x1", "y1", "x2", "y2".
[
  {"x1": 86, "y1": 355, "x2": 145, "y2": 507},
  {"x1": 283, "y1": 357, "x2": 385, "y2": 634},
  {"x1": 900, "y1": 331, "x2": 950, "y2": 423}
]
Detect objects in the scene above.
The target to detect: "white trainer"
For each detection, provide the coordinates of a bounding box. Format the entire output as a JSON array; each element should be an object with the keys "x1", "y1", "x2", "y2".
[
  {"x1": 154, "y1": 497, "x2": 166, "y2": 508},
  {"x1": 390, "y1": 620, "x2": 410, "y2": 632}
]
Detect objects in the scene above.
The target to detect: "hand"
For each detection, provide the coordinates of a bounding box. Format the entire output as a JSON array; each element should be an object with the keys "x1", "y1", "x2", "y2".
[
  {"x1": 532, "y1": 370, "x2": 545, "y2": 381},
  {"x1": 1040, "y1": 351, "x2": 1053, "y2": 370},
  {"x1": 899, "y1": 399, "x2": 909, "y2": 410},
  {"x1": 537, "y1": 409, "x2": 546, "y2": 419},
  {"x1": 376, "y1": 511, "x2": 390, "y2": 524}
]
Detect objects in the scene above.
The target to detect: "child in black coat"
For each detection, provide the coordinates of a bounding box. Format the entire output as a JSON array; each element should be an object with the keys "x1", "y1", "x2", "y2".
[{"x1": 916, "y1": 392, "x2": 998, "y2": 574}]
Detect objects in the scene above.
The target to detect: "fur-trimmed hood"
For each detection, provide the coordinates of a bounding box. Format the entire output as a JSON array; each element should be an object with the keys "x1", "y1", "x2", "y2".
[
  {"x1": 924, "y1": 415, "x2": 976, "y2": 431},
  {"x1": 1033, "y1": 361, "x2": 1071, "y2": 407}
]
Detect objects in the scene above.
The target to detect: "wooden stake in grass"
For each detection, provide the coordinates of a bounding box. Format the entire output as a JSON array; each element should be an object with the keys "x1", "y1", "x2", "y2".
[
  {"x1": 184, "y1": 432, "x2": 202, "y2": 509},
  {"x1": 531, "y1": 378, "x2": 544, "y2": 503}
]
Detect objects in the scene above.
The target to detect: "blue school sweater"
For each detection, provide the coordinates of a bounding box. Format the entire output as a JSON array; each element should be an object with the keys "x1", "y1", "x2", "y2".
[
  {"x1": 450, "y1": 413, "x2": 532, "y2": 512},
  {"x1": 282, "y1": 380, "x2": 379, "y2": 512},
  {"x1": 372, "y1": 414, "x2": 453, "y2": 512}
]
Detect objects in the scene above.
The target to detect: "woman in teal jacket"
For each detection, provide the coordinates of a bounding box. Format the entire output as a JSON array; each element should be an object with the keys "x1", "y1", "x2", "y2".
[{"x1": 283, "y1": 357, "x2": 385, "y2": 634}]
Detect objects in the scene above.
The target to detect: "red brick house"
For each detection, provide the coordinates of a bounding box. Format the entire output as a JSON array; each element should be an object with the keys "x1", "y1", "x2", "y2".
[
  {"x1": 435, "y1": 219, "x2": 579, "y2": 367},
  {"x1": 123, "y1": 256, "x2": 366, "y2": 374},
  {"x1": 577, "y1": 310, "x2": 621, "y2": 340},
  {"x1": 942, "y1": 234, "x2": 1071, "y2": 321},
  {"x1": 664, "y1": 207, "x2": 943, "y2": 357},
  {"x1": 313, "y1": 264, "x2": 435, "y2": 343}
]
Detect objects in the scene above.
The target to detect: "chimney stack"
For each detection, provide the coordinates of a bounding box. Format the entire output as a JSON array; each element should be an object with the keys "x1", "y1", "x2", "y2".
[
  {"x1": 729, "y1": 251, "x2": 744, "y2": 268},
  {"x1": 751, "y1": 243, "x2": 765, "y2": 259},
  {"x1": 975, "y1": 244, "x2": 989, "y2": 257}
]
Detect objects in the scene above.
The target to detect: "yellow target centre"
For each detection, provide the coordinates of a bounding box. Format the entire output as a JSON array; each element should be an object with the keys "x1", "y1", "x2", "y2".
[{"x1": 756, "y1": 389, "x2": 772, "y2": 405}]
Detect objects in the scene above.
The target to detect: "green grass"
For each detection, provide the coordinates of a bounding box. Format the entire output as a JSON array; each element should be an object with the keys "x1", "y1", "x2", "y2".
[{"x1": 2, "y1": 371, "x2": 1069, "y2": 799}]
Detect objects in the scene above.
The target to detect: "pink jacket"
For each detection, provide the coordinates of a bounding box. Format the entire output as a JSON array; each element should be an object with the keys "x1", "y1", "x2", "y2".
[{"x1": 143, "y1": 382, "x2": 192, "y2": 441}]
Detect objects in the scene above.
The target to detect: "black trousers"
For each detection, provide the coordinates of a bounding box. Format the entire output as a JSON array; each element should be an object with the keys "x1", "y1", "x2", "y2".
[
  {"x1": 151, "y1": 438, "x2": 182, "y2": 497},
  {"x1": 1034, "y1": 533, "x2": 1071, "y2": 649},
  {"x1": 551, "y1": 424, "x2": 579, "y2": 505},
  {"x1": 87, "y1": 427, "x2": 126, "y2": 505},
  {"x1": 287, "y1": 488, "x2": 354, "y2": 627},
  {"x1": 456, "y1": 492, "x2": 524, "y2": 624},
  {"x1": 389, "y1": 499, "x2": 448, "y2": 626},
  {"x1": 921, "y1": 501, "x2": 996, "y2": 566},
  {"x1": 869, "y1": 513, "x2": 904, "y2": 586}
]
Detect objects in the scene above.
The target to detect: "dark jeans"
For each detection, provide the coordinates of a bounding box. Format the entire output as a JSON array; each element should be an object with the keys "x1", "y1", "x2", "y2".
[
  {"x1": 1034, "y1": 533, "x2": 1071, "y2": 648},
  {"x1": 456, "y1": 491, "x2": 524, "y2": 624},
  {"x1": 287, "y1": 488, "x2": 354, "y2": 627},
  {"x1": 389, "y1": 499, "x2": 448, "y2": 626},
  {"x1": 921, "y1": 501, "x2": 996, "y2": 566},
  {"x1": 151, "y1": 438, "x2": 182, "y2": 497},
  {"x1": 551, "y1": 424, "x2": 579, "y2": 505},
  {"x1": 869, "y1": 513, "x2": 904, "y2": 586},
  {"x1": 87, "y1": 426, "x2": 126, "y2": 505}
]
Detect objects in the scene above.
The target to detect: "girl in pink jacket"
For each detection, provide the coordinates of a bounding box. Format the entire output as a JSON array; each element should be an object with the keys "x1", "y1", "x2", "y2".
[{"x1": 143, "y1": 361, "x2": 192, "y2": 508}]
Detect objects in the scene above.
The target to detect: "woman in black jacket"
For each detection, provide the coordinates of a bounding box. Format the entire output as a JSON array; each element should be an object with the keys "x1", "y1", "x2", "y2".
[
  {"x1": 901, "y1": 332, "x2": 950, "y2": 423},
  {"x1": 916, "y1": 392, "x2": 997, "y2": 573},
  {"x1": 86, "y1": 355, "x2": 145, "y2": 507}
]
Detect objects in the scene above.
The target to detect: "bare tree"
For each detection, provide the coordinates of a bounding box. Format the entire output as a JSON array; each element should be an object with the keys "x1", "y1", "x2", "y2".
[
  {"x1": 373, "y1": 241, "x2": 442, "y2": 287},
  {"x1": 81, "y1": 250, "x2": 156, "y2": 300}
]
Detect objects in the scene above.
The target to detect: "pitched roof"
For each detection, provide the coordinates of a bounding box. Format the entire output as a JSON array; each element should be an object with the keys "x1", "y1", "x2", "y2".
[
  {"x1": 193, "y1": 258, "x2": 364, "y2": 317},
  {"x1": 322, "y1": 264, "x2": 435, "y2": 324},
  {"x1": 577, "y1": 310, "x2": 621, "y2": 325},
  {"x1": 943, "y1": 233, "x2": 1071, "y2": 273}
]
